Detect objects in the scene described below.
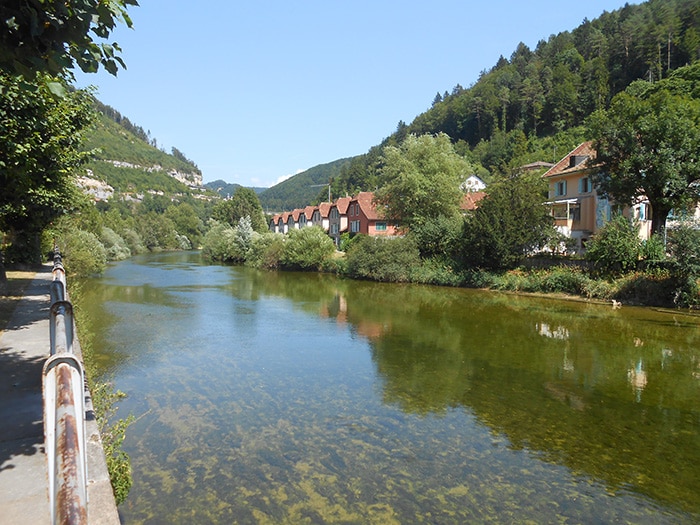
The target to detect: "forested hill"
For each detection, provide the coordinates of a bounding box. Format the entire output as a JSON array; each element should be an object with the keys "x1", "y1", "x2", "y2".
[
  {"x1": 408, "y1": 0, "x2": 699, "y2": 142},
  {"x1": 257, "y1": 157, "x2": 353, "y2": 211},
  {"x1": 82, "y1": 100, "x2": 205, "y2": 195},
  {"x1": 82, "y1": 0, "x2": 700, "y2": 210},
  {"x1": 204, "y1": 180, "x2": 267, "y2": 199},
  {"x1": 320, "y1": 0, "x2": 700, "y2": 197}
]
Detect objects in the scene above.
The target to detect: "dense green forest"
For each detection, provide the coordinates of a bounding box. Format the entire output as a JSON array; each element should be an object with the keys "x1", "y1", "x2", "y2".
[
  {"x1": 320, "y1": 0, "x2": 700, "y2": 196},
  {"x1": 197, "y1": 0, "x2": 700, "y2": 212}
]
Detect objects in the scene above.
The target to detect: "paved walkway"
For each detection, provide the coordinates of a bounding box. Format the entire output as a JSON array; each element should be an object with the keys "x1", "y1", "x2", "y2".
[{"x1": 0, "y1": 267, "x2": 120, "y2": 524}]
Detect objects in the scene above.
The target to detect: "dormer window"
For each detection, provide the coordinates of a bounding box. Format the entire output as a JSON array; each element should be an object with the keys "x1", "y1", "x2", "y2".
[{"x1": 569, "y1": 155, "x2": 589, "y2": 168}]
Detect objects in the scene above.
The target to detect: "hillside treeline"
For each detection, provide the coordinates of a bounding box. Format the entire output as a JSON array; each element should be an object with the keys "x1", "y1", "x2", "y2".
[
  {"x1": 92, "y1": 98, "x2": 201, "y2": 175},
  {"x1": 324, "y1": 0, "x2": 700, "y2": 198}
]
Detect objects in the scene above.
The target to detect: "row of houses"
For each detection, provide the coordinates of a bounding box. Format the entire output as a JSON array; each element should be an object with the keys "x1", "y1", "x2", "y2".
[
  {"x1": 269, "y1": 142, "x2": 664, "y2": 255},
  {"x1": 269, "y1": 192, "x2": 399, "y2": 246},
  {"x1": 269, "y1": 186, "x2": 489, "y2": 247}
]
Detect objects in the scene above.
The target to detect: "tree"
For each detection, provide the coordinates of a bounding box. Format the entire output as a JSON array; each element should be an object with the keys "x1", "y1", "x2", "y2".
[
  {"x1": 165, "y1": 203, "x2": 204, "y2": 248},
  {"x1": 281, "y1": 226, "x2": 335, "y2": 271},
  {"x1": 589, "y1": 64, "x2": 700, "y2": 236},
  {"x1": 667, "y1": 221, "x2": 700, "y2": 307},
  {"x1": 584, "y1": 214, "x2": 641, "y2": 277},
  {"x1": 374, "y1": 133, "x2": 474, "y2": 229},
  {"x1": 0, "y1": 0, "x2": 137, "y2": 80},
  {"x1": 0, "y1": 73, "x2": 93, "y2": 262},
  {"x1": 346, "y1": 235, "x2": 421, "y2": 283},
  {"x1": 460, "y1": 172, "x2": 554, "y2": 270},
  {"x1": 212, "y1": 187, "x2": 267, "y2": 232}
]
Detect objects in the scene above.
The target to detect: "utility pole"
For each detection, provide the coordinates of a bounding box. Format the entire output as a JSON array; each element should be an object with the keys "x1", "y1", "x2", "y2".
[{"x1": 310, "y1": 182, "x2": 331, "y2": 202}]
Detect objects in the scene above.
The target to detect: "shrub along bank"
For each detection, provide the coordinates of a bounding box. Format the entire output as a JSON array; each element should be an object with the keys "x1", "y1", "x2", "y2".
[{"x1": 201, "y1": 216, "x2": 700, "y2": 310}]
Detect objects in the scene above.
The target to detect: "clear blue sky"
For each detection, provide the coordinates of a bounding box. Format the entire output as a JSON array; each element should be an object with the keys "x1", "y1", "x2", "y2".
[{"x1": 74, "y1": 0, "x2": 636, "y2": 188}]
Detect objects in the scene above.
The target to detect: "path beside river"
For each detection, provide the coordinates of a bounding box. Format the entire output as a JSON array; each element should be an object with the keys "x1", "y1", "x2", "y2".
[{"x1": 0, "y1": 266, "x2": 119, "y2": 525}]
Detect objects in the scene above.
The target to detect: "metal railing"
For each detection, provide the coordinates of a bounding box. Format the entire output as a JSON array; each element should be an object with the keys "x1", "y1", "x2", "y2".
[{"x1": 43, "y1": 249, "x2": 88, "y2": 524}]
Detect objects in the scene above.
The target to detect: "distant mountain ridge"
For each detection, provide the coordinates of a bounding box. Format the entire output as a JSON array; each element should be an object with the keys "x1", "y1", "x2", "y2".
[
  {"x1": 257, "y1": 157, "x2": 353, "y2": 211},
  {"x1": 204, "y1": 180, "x2": 267, "y2": 198}
]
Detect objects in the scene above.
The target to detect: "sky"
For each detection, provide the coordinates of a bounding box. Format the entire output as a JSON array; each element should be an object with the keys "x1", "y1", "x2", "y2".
[{"x1": 74, "y1": 0, "x2": 637, "y2": 188}]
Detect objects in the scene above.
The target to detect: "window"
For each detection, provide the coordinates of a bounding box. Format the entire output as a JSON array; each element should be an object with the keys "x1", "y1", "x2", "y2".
[
  {"x1": 351, "y1": 220, "x2": 360, "y2": 233},
  {"x1": 330, "y1": 209, "x2": 338, "y2": 219},
  {"x1": 554, "y1": 180, "x2": 567, "y2": 197},
  {"x1": 578, "y1": 177, "x2": 592, "y2": 194},
  {"x1": 375, "y1": 222, "x2": 387, "y2": 231},
  {"x1": 330, "y1": 224, "x2": 338, "y2": 234}
]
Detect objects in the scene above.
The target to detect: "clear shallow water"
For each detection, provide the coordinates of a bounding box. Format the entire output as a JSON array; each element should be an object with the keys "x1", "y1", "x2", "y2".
[{"x1": 81, "y1": 251, "x2": 700, "y2": 524}]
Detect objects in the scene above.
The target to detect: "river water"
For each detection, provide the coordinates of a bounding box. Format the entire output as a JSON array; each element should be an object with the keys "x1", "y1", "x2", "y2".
[{"x1": 80, "y1": 251, "x2": 700, "y2": 524}]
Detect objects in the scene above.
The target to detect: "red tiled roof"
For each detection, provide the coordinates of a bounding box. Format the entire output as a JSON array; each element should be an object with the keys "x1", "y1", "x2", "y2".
[
  {"x1": 353, "y1": 191, "x2": 382, "y2": 220},
  {"x1": 317, "y1": 202, "x2": 331, "y2": 217},
  {"x1": 460, "y1": 191, "x2": 486, "y2": 211},
  {"x1": 304, "y1": 205, "x2": 316, "y2": 220},
  {"x1": 335, "y1": 196, "x2": 352, "y2": 214},
  {"x1": 543, "y1": 141, "x2": 596, "y2": 178}
]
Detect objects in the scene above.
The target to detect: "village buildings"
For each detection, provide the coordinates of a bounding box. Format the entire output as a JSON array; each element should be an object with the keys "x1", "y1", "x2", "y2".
[
  {"x1": 269, "y1": 178, "x2": 489, "y2": 246},
  {"x1": 270, "y1": 191, "x2": 399, "y2": 246},
  {"x1": 269, "y1": 144, "x2": 661, "y2": 257}
]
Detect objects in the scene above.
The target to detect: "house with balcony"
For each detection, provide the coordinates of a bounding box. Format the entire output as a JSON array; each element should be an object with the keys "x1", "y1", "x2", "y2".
[{"x1": 544, "y1": 142, "x2": 651, "y2": 253}]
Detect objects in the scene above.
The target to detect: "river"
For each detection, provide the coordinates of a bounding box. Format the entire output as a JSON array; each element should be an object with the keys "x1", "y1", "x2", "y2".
[{"x1": 80, "y1": 251, "x2": 700, "y2": 524}]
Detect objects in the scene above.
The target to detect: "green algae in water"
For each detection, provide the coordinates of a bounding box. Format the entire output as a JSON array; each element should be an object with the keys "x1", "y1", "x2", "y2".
[{"x1": 80, "y1": 252, "x2": 700, "y2": 524}]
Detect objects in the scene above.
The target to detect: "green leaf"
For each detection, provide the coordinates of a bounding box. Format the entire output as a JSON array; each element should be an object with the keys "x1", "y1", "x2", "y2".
[{"x1": 46, "y1": 81, "x2": 67, "y2": 98}]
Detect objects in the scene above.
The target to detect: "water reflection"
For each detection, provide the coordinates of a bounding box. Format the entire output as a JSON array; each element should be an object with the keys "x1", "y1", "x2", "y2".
[
  {"x1": 244, "y1": 268, "x2": 700, "y2": 515},
  {"x1": 81, "y1": 253, "x2": 700, "y2": 523}
]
